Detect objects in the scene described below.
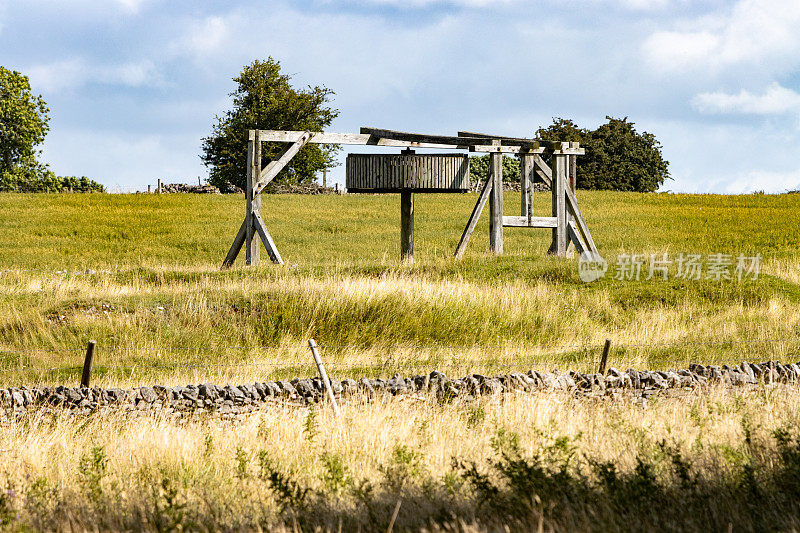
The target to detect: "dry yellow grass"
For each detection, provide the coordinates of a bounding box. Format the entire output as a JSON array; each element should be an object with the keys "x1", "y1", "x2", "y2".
[{"x1": 3, "y1": 387, "x2": 800, "y2": 530}]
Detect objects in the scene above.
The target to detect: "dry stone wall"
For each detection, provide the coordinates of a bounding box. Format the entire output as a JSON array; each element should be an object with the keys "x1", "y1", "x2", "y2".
[{"x1": 2, "y1": 361, "x2": 798, "y2": 421}]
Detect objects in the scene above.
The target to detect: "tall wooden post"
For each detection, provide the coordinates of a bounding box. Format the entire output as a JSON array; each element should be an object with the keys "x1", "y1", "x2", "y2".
[
  {"x1": 245, "y1": 131, "x2": 261, "y2": 265},
  {"x1": 400, "y1": 190, "x2": 414, "y2": 261},
  {"x1": 489, "y1": 151, "x2": 503, "y2": 255},
  {"x1": 520, "y1": 153, "x2": 534, "y2": 222},
  {"x1": 549, "y1": 152, "x2": 568, "y2": 256}
]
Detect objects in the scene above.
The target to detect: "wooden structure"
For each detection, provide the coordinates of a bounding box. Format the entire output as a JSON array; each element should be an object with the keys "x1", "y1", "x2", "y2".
[
  {"x1": 221, "y1": 127, "x2": 601, "y2": 269},
  {"x1": 346, "y1": 152, "x2": 470, "y2": 260}
]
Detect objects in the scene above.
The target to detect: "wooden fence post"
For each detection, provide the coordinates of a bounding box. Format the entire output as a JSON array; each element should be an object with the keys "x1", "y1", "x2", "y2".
[
  {"x1": 308, "y1": 339, "x2": 341, "y2": 417},
  {"x1": 598, "y1": 339, "x2": 611, "y2": 375},
  {"x1": 489, "y1": 151, "x2": 503, "y2": 255},
  {"x1": 81, "y1": 340, "x2": 96, "y2": 388}
]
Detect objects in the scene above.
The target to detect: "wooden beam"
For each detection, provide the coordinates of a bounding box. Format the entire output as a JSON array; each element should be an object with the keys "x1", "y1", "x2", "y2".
[
  {"x1": 565, "y1": 185, "x2": 601, "y2": 259},
  {"x1": 361, "y1": 127, "x2": 540, "y2": 150},
  {"x1": 567, "y1": 221, "x2": 587, "y2": 255},
  {"x1": 458, "y1": 130, "x2": 563, "y2": 150},
  {"x1": 400, "y1": 190, "x2": 414, "y2": 261},
  {"x1": 221, "y1": 218, "x2": 247, "y2": 269},
  {"x1": 253, "y1": 211, "x2": 284, "y2": 265},
  {"x1": 532, "y1": 154, "x2": 552, "y2": 187},
  {"x1": 489, "y1": 152, "x2": 503, "y2": 256},
  {"x1": 548, "y1": 154, "x2": 568, "y2": 256},
  {"x1": 245, "y1": 135, "x2": 260, "y2": 265},
  {"x1": 254, "y1": 131, "x2": 313, "y2": 194},
  {"x1": 454, "y1": 175, "x2": 493, "y2": 259},
  {"x1": 520, "y1": 154, "x2": 534, "y2": 220},
  {"x1": 502, "y1": 216, "x2": 558, "y2": 228},
  {"x1": 253, "y1": 129, "x2": 539, "y2": 153}
]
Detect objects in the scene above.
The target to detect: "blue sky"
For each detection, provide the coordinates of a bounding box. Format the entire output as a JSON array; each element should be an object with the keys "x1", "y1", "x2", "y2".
[{"x1": 2, "y1": 0, "x2": 800, "y2": 193}]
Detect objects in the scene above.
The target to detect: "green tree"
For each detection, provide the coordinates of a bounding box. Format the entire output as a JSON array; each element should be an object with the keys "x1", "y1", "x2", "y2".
[
  {"x1": 0, "y1": 67, "x2": 50, "y2": 173},
  {"x1": 201, "y1": 58, "x2": 339, "y2": 192},
  {"x1": 537, "y1": 116, "x2": 669, "y2": 192}
]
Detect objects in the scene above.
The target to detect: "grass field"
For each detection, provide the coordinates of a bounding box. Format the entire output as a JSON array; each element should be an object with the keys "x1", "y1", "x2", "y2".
[
  {"x1": 0, "y1": 190, "x2": 799, "y2": 387},
  {"x1": 2, "y1": 190, "x2": 800, "y2": 531}
]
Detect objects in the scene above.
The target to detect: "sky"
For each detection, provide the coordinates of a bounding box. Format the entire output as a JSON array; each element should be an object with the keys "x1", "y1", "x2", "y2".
[{"x1": 2, "y1": 0, "x2": 800, "y2": 193}]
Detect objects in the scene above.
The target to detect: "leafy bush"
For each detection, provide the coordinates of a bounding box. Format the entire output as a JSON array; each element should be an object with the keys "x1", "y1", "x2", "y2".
[
  {"x1": 0, "y1": 161, "x2": 104, "y2": 192},
  {"x1": 537, "y1": 116, "x2": 669, "y2": 192},
  {"x1": 468, "y1": 117, "x2": 670, "y2": 192}
]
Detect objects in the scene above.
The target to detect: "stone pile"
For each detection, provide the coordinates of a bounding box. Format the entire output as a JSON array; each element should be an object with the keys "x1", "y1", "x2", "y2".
[
  {"x1": 2, "y1": 361, "x2": 798, "y2": 420},
  {"x1": 159, "y1": 183, "x2": 221, "y2": 194}
]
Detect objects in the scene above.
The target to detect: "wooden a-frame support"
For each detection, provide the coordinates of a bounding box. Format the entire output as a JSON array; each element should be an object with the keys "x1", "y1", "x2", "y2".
[
  {"x1": 222, "y1": 130, "x2": 312, "y2": 268},
  {"x1": 454, "y1": 140, "x2": 601, "y2": 261},
  {"x1": 220, "y1": 127, "x2": 600, "y2": 268}
]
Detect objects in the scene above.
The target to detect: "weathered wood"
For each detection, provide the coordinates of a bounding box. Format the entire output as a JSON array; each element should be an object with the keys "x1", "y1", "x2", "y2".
[
  {"x1": 454, "y1": 174, "x2": 493, "y2": 259},
  {"x1": 520, "y1": 154, "x2": 534, "y2": 220},
  {"x1": 81, "y1": 340, "x2": 96, "y2": 388},
  {"x1": 252, "y1": 129, "x2": 548, "y2": 153},
  {"x1": 362, "y1": 127, "x2": 539, "y2": 149},
  {"x1": 569, "y1": 154, "x2": 577, "y2": 191},
  {"x1": 458, "y1": 131, "x2": 575, "y2": 152},
  {"x1": 253, "y1": 211, "x2": 284, "y2": 265},
  {"x1": 245, "y1": 134, "x2": 260, "y2": 265},
  {"x1": 308, "y1": 339, "x2": 341, "y2": 417},
  {"x1": 548, "y1": 154, "x2": 568, "y2": 256},
  {"x1": 532, "y1": 154, "x2": 553, "y2": 187},
  {"x1": 565, "y1": 185, "x2": 601, "y2": 259},
  {"x1": 598, "y1": 339, "x2": 611, "y2": 375},
  {"x1": 489, "y1": 152, "x2": 503, "y2": 256},
  {"x1": 567, "y1": 221, "x2": 587, "y2": 254},
  {"x1": 254, "y1": 131, "x2": 313, "y2": 194},
  {"x1": 400, "y1": 190, "x2": 414, "y2": 261},
  {"x1": 221, "y1": 218, "x2": 247, "y2": 269},
  {"x1": 502, "y1": 216, "x2": 558, "y2": 228},
  {"x1": 346, "y1": 153, "x2": 470, "y2": 192}
]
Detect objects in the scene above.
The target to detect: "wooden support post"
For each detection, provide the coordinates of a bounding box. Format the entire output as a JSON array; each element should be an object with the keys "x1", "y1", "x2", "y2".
[
  {"x1": 157, "y1": 179, "x2": 162, "y2": 194},
  {"x1": 489, "y1": 152, "x2": 503, "y2": 256},
  {"x1": 598, "y1": 339, "x2": 611, "y2": 375},
  {"x1": 308, "y1": 339, "x2": 341, "y2": 417},
  {"x1": 566, "y1": 155, "x2": 576, "y2": 256},
  {"x1": 520, "y1": 154, "x2": 534, "y2": 222},
  {"x1": 400, "y1": 190, "x2": 414, "y2": 261},
  {"x1": 569, "y1": 154, "x2": 577, "y2": 191},
  {"x1": 548, "y1": 153, "x2": 568, "y2": 256},
  {"x1": 322, "y1": 168, "x2": 328, "y2": 188},
  {"x1": 147, "y1": 185, "x2": 151, "y2": 194},
  {"x1": 245, "y1": 131, "x2": 261, "y2": 266},
  {"x1": 81, "y1": 340, "x2": 96, "y2": 388}
]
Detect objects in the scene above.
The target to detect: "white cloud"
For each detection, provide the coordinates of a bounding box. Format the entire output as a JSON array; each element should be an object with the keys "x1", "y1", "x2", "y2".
[
  {"x1": 719, "y1": 170, "x2": 800, "y2": 194},
  {"x1": 642, "y1": 0, "x2": 800, "y2": 74},
  {"x1": 42, "y1": 129, "x2": 205, "y2": 189},
  {"x1": 26, "y1": 58, "x2": 162, "y2": 93},
  {"x1": 692, "y1": 83, "x2": 800, "y2": 115},
  {"x1": 178, "y1": 16, "x2": 229, "y2": 55}
]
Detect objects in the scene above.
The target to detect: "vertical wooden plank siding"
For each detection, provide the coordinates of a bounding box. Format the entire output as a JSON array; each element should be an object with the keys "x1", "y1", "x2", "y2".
[{"x1": 489, "y1": 152, "x2": 503, "y2": 255}]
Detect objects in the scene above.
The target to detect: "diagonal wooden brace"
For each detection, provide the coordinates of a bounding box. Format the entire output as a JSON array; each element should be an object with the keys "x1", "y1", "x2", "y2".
[
  {"x1": 253, "y1": 131, "x2": 313, "y2": 195},
  {"x1": 454, "y1": 174, "x2": 494, "y2": 259}
]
